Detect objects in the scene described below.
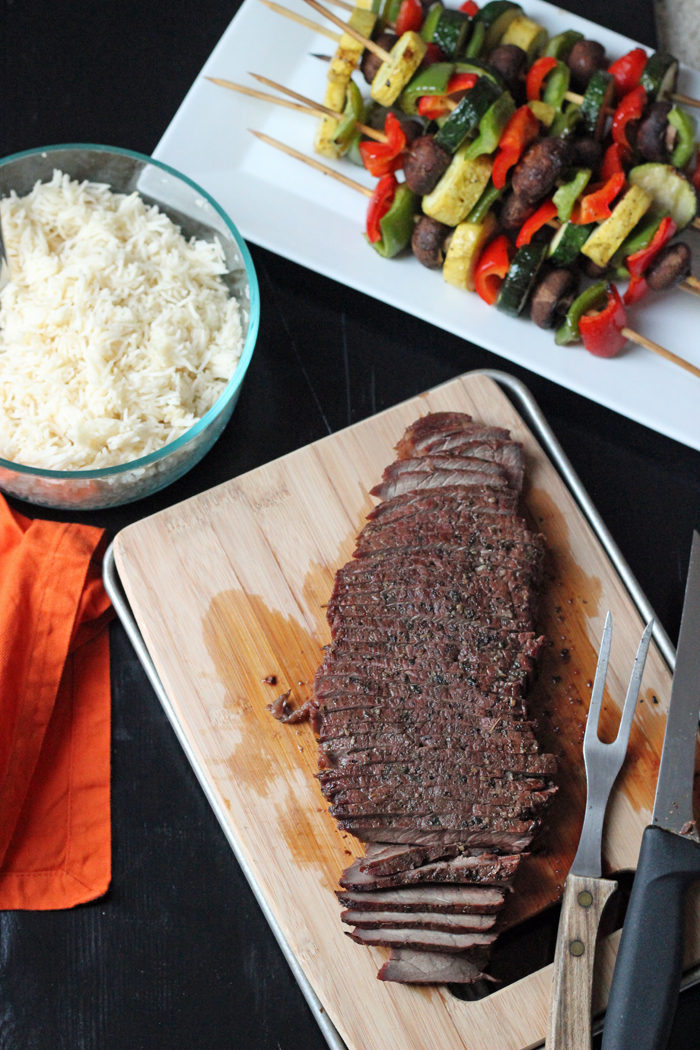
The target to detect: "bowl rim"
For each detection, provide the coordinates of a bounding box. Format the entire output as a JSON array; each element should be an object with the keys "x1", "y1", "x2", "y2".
[{"x1": 0, "y1": 142, "x2": 260, "y2": 479}]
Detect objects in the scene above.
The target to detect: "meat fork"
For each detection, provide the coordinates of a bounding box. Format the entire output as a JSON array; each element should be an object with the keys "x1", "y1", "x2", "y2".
[{"x1": 545, "y1": 612, "x2": 654, "y2": 1050}]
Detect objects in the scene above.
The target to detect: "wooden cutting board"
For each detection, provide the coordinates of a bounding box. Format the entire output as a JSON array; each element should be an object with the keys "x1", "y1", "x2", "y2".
[{"x1": 114, "y1": 372, "x2": 698, "y2": 1050}]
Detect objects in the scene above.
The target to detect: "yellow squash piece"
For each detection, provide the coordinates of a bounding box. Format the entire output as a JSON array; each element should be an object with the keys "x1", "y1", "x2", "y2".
[
  {"x1": 501, "y1": 15, "x2": 547, "y2": 61},
  {"x1": 329, "y1": 8, "x2": 377, "y2": 84},
  {"x1": 443, "y1": 212, "x2": 498, "y2": 291},
  {"x1": 315, "y1": 5, "x2": 377, "y2": 159},
  {"x1": 581, "y1": 185, "x2": 653, "y2": 267},
  {"x1": 371, "y1": 31, "x2": 427, "y2": 107},
  {"x1": 422, "y1": 149, "x2": 493, "y2": 227}
]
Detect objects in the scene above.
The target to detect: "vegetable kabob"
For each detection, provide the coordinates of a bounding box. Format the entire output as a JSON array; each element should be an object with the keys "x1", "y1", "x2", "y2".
[{"x1": 238, "y1": 0, "x2": 700, "y2": 372}]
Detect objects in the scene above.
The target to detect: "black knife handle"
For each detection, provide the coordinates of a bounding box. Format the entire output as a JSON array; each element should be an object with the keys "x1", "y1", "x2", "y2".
[{"x1": 602, "y1": 825, "x2": 700, "y2": 1050}]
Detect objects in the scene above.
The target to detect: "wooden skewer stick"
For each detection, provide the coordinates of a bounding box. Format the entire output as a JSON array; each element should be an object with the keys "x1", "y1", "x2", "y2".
[
  {"x1": 565, "y1": 90, "x2": 585, "y2": 105},
  {"x1": 682, "y1": 274, "x2": 700, "y2": 295},
  {"x1": 249, "y1": 72, "x2": 388, "y2": 140},
  {"x1": 693, "y1": 218, "x2": 700, "y2": 231},
  {"x1": 324, "y1": 0, "x2": 354, "y2": 10},
  {"x1": 250, "y1": 130, "x2": 374, "y2": 196},
  {"x1": 258, "y1": 0, "x2": 342, "y2": 41},
  {"x1": 207, "y1": 77, "x2": 327, "y2": 118},
  {"x1": 301, "y1": 0, "x2": 391, "y2": 61},
  {"x1": 673, "y1": 92, "x2": 700, "y2": 111},
  {"x1": 622, "y1": 326, "x2": 700, "y2": 379}
]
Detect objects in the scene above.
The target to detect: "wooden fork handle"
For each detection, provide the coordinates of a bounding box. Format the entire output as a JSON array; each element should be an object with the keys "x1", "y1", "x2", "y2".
[{"x1": 545, "y1": 873, "x2": 618, "y2": 1050}]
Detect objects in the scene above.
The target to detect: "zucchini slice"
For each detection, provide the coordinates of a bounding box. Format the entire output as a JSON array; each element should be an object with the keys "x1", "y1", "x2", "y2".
[
  {"x1": 580, "y1": 69, "x2": 615, "y2": 140},
  {"x1": 422, "y1": 148, "x2": 493, "y2": 226},
  {"x1": 547, "y1": 220, "x2": 595, "y2": 267},
  {"x1": 581, "y1": 185, "x2": 653, "y2": 267},
  {"x1": 496, "y1": 242, "x2": 548, "y2": 317},
  {"x1": 443, "y1": 212, "x2": 498, "y2": 290},
  {"x1": 434, "y1": 76, "x2": 502, "y2": 153},
  {"x1": 500, "y1": 15, "x2": 547, "y2": 62},
  {"x1": 433, "y1": 9, "x2": 470, "y2": 59},
  {"x1": 628, "y1": 162, "x2": 698, "y2": 230},
  {"x1": 371, "y1": 31, "x2": 428, "y2": 106},
  {"x1": 475, "y1": 0, "x2": 522, "y2": 54},
  {"x1": 640, "y1": 51, "x2": 679, "y2": 102}
]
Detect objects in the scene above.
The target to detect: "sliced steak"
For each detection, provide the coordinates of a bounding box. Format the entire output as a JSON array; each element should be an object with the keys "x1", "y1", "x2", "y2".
[
  {"x1": 348, "y1": 826, "x2": 537, "y2": 849},
  {"x1": 377, "y1": 947, "x2": 496, "y2": 983},
  {"x1": 336, "y1": 884, "x2": 506, "y2": 913},
  {"x1": 370, "y1": 470, "x2": 510, "y2": 501},
  {"x1": 341, "y1": 908, "x2": 498, "y2": 931},
  {"x1": 339, "y1": 852, "x2": 521, "y2": 890},
  {"x1": 346, "y1": 926, "x2": 498, "y2": 952}
]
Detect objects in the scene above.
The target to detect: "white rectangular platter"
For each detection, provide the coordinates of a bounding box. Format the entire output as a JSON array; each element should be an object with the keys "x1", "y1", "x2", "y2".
[{"x1": 153, "y1": 0, "x2": 700, "y2": 451}]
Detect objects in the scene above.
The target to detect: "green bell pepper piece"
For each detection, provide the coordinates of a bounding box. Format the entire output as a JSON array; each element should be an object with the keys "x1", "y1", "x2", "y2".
[
  {"x1": 333, "y1": 81, "x2": 366, "y2": 152},
  {"x1": 421, "y1": 2, "x2": 444, "y2": 41},
  {"x1": 544, "y1": 30, "x2": 583, "y2": 60},
  {"x1": 555, "y1": 280, "x2": 608, "y2": 345},
  {"x1": 466, "y1": 179, "x2": 503, "y2": 223},
  {"x1": 455, "y1": 58, "x2": 506, "y2": 88},
  {"x1": 465, "y1": 19, "x2": 485, "y2": 57},
  {"x1": 609, "y1": 214, "x2": 664, "y2": 267},
  {"x1": 549, "y1": 102, "x2": 580, "y2": 139},
  {"x1": 464, "y1": 91, "x2": 515, "y2": 159},
  {"x1": 542, "y1": 61, "x2": 570, "y2": 111},
  {"x1": 381, "y1": 0, "x2": 402, "y2": 25},
  {"x1": 371, "y1": 184, "x2": 418, "y2": 258},
  {"x1": 399, "y1": 62, "x2": 454, "y2": 114},
  {"x1": 668, "y1": 105, "x2": 697, "y2": 169},
  {"x1": 553, "y1": 168, "x2": 591, "y2": 222}
]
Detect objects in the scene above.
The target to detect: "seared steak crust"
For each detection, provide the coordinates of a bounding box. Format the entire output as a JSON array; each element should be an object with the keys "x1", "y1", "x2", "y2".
[{"x1": 308, "y1": 413, "x2": 556, "y2": 983}]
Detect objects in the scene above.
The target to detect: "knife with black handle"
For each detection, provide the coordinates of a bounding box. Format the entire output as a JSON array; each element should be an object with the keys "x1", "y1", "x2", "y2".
[{"x1": 602, "y1": 531, "x2": 700, "y2": 1050}]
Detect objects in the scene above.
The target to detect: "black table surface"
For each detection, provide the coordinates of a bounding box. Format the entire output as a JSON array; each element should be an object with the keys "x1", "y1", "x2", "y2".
[{"x1": 2, "y1": 0, "x2": 700, "y2": 1046}]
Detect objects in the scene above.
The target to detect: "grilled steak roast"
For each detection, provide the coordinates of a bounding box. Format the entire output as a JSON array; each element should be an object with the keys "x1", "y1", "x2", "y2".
[{"x1": 285, "y1": 412, "x2": 555, "y2": 984}]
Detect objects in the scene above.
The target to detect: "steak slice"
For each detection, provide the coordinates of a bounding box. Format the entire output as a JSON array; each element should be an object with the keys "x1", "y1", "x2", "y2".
[
  {"x1": 380, "y1": 455, "x2": 510, "y2": 484},
  {"x1": 365, "y1": 486, "x2": 518, "y2": 525},
  {"x1": 339, "y1": 853, "x2": 521, "y2": 890},
  {"x1": 347, "y1": 826, "x2": 536, "y2": 849},
  {"x1": 370, "y1": 470, "x2": 510, "y2": 501},
  {"x1": 395, "y1": 413, "x2": 511, "y2": 458},
  {"x1": 346, "y1": 926, "x2": 498, "y2": 952},
  {"x1": 377, "y1": 947, "x2": 496, "y2": 984},
  {"x1": 336, "y1": 884, "x2": 506, "y2": 913},
  {"x1": 341, "y1": 908, "x2": 498, "y2": 931}
]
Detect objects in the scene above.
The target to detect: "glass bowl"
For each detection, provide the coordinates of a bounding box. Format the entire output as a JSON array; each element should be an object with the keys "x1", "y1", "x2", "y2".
[{"x1": 0, "y1": 143, "x2": 259, "y2": 510}]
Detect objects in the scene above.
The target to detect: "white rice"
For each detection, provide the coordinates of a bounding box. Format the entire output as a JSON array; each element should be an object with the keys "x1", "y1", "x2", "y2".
[{"x1": 0, "y1": 170, "x2": 243, "y2": 470}]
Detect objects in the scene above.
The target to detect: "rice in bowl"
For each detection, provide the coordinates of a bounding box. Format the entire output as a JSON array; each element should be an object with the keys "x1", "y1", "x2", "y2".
[{"x1": 0, "y1": 170, "x2": 243, "y2": 470}]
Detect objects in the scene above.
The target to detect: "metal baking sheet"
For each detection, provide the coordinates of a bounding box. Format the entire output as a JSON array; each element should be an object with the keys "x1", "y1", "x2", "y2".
[{"x1": 104, "y1": 369, "x2": 693, "y2": 1049}]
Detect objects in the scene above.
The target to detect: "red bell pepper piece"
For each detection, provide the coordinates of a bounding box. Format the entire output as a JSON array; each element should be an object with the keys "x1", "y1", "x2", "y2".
[
  {"x1": 417, "y1": 72, "x2": 477, "y2": 119},
  {"x1": 579, "y1": 285, "x2": 628, "y2": 357},
  {"x1": 395, "y1": 0, "x2": 423, "y2": 36},
  {"x1": 516, "y1": 199, "x2": 558, "y2": 248},
  {"x1": 360, "y1": 112, "x2": 407, "y2": 177},
  {"x1": 608, "y1": 47, "x2": 648, "y2": 97},
  {"x1": 574, "y1": 171, "x2": 626, "y2": 224},
  {"x1": 691, "y1": 149, "x2": 700, "y2": 191},
  {"x1": 600, "y1": 142, "x2": 631, "y2": 182},
  {"x1": 623, "y1": 274, "x2": 649, "y2": 305},
  {"x1": 626, "y1": 215, "x2": 677, "y2": 276},
  {"x1": 526, "y1": 56, "x2": 558, "y2": 102},
  {"x1": 366, "y1": 174, "x2": 398, "y2": 244},
  {"x1": 421, "y1": 41, "x2": 445, "y2": 66},
  {"x1": 460, "y1": 0, "x2": 479, "y2": 13},
  {"x1": 474, "y1": 235, "x2": 515, "y2": 305},
  {"x1": 611, "y1": 85, "x2": 646, "y2": 147},
  {"x1": 491, "y1": 105, "x2": 540, "y2": 189}
]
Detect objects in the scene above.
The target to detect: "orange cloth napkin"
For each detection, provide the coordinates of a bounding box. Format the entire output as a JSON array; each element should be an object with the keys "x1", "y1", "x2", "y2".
[{"x1": 0, "y1": 497, "x2": 112, "y2": 910}]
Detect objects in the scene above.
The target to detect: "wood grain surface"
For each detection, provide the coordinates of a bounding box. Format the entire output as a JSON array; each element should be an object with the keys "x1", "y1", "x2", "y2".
[{"x1": 113, "y1": 372, "x2": 692, "y2": 1050}]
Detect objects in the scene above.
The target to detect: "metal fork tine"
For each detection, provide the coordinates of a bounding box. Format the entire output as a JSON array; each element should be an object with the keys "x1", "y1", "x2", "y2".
[
  {"x1": 584, "y1": 611, "x2": 613, "y2": 750},
  {"x1": 612, "y1": 618, "x2": 654, "y2": 755}
]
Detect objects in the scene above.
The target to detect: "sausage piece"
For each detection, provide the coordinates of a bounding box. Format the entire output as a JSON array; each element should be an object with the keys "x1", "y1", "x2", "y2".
[
  {"x1": 412, "y1": 216, "x2": 451, "y2": 269},
  {"x1": 488, "y1": 44, "x2": 527, "y2": 96},
  {"x1": 645, "y1": 242, "x2": 692, "y2": 290},
  {"x1": 361, "y1": 31, "x2": 397, "y2": 84},
  {"x1": 637, "y1": 102, "x2": 673, "y2": 163},
  {"x1": 511, "y1": 138, "x2": 571, "y2": 205},
  {"x1": 530, "y1": 269, "x2": 578, "y2": 328},
  {"x1": 404, "y1": 135, "x2": 452, "y2": 195},
  {"x1": 499, "y1": 191, "x2": 538, "y2": 233},
  {"x1": 567, "y1": 40, "x2": 607, "y2": 89}
]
